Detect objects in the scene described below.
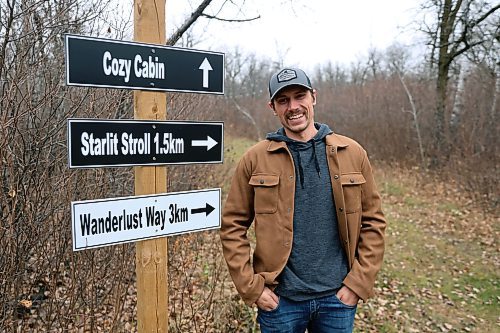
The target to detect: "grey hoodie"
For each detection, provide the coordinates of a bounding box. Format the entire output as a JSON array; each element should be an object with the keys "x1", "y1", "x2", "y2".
[{"x1": 266, "y1": 123, "x2": 349, "y2": 301}]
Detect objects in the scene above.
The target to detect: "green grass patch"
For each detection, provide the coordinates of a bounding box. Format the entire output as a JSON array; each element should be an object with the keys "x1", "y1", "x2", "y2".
[
  {"x1": 438, "y1": 201, "x2": 462, "y2": 214},
  {"x1": 403, "y1": 195, "x2": 427, "y2": 208},
  {"x1": 381, "y1": 180, "x2": 406, "y2": 197},
  {"x1": 223, "y1": 135, "x2": 256, "y2": 163},
  {"x1": 379, "y1": 187, "x2": 499, "y2": 331}
]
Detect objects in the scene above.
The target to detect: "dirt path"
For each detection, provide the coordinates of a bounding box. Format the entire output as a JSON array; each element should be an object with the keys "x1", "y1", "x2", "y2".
[{"x1": 354, "y1": 165, "x2": 499, "y2": 332}]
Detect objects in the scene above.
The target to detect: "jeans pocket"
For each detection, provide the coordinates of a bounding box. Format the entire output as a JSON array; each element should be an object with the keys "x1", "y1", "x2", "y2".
[
  {"x1": 258, "y1": 297, "x2": 281, "y2": 314},
  {"x1": 333, "y1": 293, "x2": 357, "y2": 309}
]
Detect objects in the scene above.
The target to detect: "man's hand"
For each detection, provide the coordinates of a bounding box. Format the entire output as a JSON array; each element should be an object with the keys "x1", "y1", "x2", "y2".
[
  {"x1": 336, "y1": 285, "x2": 359, "y2": 306},
  {"x1": 256, "y1": 286, "x2": 279, "y2": 311}
]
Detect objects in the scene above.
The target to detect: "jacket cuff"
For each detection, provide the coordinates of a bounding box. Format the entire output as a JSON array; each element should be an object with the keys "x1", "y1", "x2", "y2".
[
  {"x1": 342, "y1": 272, "x2": 374, "y2": 302},
  {"x1": 241, "y1": 274, "x2": 265, "y2": 306}
]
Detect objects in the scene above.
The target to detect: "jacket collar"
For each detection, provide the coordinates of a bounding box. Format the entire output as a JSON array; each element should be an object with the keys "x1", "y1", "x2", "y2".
[
  {"x1": 325, "y1": 133, "x2": 349, "y2": 149},
  {"x1": 267, "y1": 133, "x2": 349, "y2": 152},
  {"x1": 267, "y1": 140, "x2": 287, "y2": 152}
]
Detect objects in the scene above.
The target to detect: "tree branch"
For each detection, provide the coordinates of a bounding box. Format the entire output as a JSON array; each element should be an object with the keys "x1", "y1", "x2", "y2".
[
  {"x1": 453, "y1": 38, "x2": 490, "y2": 59},
  {"x1": 447, "y1": 2, "x2": 499, "y2": 67},
  {"x1": 473, "y1": 4, "x2": 500, "y2": 28},
  {"x1": 200, "y1": 13, "x2": 260, "y2": 22},
  {"x1": 167, "y1": 0, "x2": 261, "y2": 46},
  {"x1": 167, "y1": 0, "x2": 213, "y2": 46}
]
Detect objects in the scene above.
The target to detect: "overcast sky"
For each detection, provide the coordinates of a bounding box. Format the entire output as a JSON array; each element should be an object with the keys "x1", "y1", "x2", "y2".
[{"x1": 166, "y1": 0, "x2": 422, "y2": 72}]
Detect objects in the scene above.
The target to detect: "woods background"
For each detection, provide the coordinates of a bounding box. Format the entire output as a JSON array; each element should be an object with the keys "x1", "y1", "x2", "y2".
[{"x1": 0, "y1": 0, "x2": 498, "y2": 332}]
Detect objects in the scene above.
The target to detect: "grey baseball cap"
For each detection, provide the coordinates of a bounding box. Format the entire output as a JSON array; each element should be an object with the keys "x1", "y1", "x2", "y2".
[{"x1": 268, "y1": 68, "x2": 313, "y2": 100}]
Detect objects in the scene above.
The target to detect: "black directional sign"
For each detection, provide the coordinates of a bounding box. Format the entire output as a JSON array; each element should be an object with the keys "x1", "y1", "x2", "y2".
[
  {"x1": 64, "y1": 34, "x2": 224, "y2": 94},
  {"x1": 68, "y1": 119, "x2": 223, "y2": 168}
]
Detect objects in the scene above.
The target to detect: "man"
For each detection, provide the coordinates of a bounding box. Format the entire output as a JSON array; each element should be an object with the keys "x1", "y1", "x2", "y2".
[{"x1": 220, "y1": 67, "x2": 386, "y2": 332}]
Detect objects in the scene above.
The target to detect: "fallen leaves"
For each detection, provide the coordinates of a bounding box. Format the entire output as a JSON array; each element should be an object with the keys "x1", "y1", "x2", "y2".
[
  {"x1": 354, "y1": 165, "x2": 499, "y2": 332},
  {"x1": 2, "y1": 164, "x2": 497, "y2": 332}
]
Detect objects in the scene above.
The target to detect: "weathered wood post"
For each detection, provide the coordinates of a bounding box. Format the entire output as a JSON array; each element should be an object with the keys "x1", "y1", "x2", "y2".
[{"x1": 134, "y1": 0, "x2": 168, "y2": 331}]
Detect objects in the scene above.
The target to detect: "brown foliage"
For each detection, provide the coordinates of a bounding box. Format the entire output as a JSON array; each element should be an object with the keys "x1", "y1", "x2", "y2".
[{"x1": 223, "y1": 58, "x2": 498, "y2": 211}]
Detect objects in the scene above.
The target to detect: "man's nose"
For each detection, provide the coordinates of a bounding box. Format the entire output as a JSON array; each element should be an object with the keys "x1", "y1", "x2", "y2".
[{"x1": 289, "y1": 98, "x2": 300, "y2": 110}]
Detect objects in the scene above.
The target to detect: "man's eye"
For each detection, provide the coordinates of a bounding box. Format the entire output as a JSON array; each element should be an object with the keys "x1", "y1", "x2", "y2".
[{"x1": 277, "y1": 98, "x2": 287, "y2": 104}]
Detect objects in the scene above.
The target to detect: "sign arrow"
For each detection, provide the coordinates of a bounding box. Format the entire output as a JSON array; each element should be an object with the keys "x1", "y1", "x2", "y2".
[
  {"x1": 199, "y1": 58, "x2": 213, "y2": 88},
  {"x1": 66, "y1": 34, "x2": 224, "y2": 94},
  {"x1": 191, "y1": 203, "x2": 215, "y2": 216},
  {"x1": 71, "y1": 188, "x2": 220, "y2": 251},
  {"x1": 191, "y1": 136, "x2": 218, "y2": 151}
]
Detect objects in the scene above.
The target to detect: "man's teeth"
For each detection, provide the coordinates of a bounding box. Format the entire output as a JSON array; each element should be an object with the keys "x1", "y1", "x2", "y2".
[{"x1": 289, "y1": 114, "x2": 302, "y2": 120}]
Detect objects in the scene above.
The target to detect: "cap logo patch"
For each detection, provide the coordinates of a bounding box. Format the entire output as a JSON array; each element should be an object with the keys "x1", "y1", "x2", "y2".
[{"x1": 277, "y1": 69, "x2": 297, "y2": 82}]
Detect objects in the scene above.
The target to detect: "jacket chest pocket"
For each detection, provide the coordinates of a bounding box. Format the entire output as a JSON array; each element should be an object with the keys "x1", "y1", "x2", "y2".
[
  {"x1": 341, "y1": 173, "x2": 366, "y2": 213},
  {"x1": 249, "y1": 174, "x2": 280, "y2": 214}
]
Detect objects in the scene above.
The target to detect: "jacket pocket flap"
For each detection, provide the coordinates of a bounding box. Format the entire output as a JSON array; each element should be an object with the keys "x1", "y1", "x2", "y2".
[
  {"x1": 249, "y1": 174, "x2": 279, "y2": 187},
  {"x1": 341, "y1": 173, "x2": 366, "y2": 185}
]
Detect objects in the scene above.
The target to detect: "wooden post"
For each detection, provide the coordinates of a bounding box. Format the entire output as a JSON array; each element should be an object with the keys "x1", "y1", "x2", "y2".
[{"x1": 134, "y1": 0, "x2": 168, "y2": 332}]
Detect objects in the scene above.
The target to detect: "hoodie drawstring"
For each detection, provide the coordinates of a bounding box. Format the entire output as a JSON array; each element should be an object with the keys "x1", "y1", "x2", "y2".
[
  {"x1": 295, "y1": 139, "x2": 321, "y2": 189},
  {"x1": 296, "y1": 150, "x2": 304, "y2": 189},
  {"x1": 311, "y1": 139, "x2": 321, "y2": 177}
]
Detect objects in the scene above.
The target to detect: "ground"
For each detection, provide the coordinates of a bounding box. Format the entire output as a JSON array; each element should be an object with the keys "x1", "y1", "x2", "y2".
[{"x1": 353, "y1": 165, "x2": 499, "y2": 333}]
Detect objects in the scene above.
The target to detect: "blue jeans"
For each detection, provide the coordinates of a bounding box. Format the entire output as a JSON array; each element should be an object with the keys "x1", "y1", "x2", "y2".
[{"x1": 257, "y1": 294, "x2": 357, "y2": 333}]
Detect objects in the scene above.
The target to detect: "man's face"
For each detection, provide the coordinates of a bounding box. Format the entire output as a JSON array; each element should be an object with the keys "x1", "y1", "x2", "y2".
[{"x1": 269, "y1": 85, "x2": 317, "y2": 140}]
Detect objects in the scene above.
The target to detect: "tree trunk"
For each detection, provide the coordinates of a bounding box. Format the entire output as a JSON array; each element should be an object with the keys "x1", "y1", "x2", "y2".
[
  {"x1": 432, "y1": 0, "x2": 458, "y2": 166},
  {"x1": 450, "y1": 58, "x2": 468, "y2": 140},
  {"x1": 491, "y1": 63, "x2": 500, "y2": 120},
  {"x1": 434, "y1": 62, "x2": 449, "y2": 164}
]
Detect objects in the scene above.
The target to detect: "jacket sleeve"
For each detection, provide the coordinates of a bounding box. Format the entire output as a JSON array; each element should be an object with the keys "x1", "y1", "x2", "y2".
[
  {"x1": 343, "y1": 149, "x2": 386, "y2": 301},
  {"x1": 219, "y1": 156, "x2": 265, "y2": 305}
]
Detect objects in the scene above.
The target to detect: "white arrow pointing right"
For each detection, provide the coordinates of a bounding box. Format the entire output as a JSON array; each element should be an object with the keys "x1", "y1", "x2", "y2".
[{"x1": 192, "y1": 136, "x2": 218, "y2": 151}]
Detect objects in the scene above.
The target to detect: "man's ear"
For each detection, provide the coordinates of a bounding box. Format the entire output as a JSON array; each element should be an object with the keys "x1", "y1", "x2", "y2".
[
  {"x1": 268, "y1": 101, "x2": 277, "y2": 115},
  {"x1": 312, "y1": 89, "x2": 317, "y2": 105}
]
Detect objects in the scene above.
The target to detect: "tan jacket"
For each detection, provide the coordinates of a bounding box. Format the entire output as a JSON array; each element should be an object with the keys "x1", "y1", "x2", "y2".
[{"x1": 220, "y1": 133, "x2": 386, "y2": 305}]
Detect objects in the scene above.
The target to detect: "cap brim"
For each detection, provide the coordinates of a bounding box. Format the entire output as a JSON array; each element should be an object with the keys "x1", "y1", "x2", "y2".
[{"x1": 270, "y1": 83, "x2": 313, "y2": 101}]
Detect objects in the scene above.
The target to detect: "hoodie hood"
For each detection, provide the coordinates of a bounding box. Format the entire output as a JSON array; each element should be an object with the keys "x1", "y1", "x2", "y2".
[
  {"x1": 266, "y1": 122, "x2": 332, "y2": 143},
  {"x1": 266, "y1": 123, "x2": 333, "y2": 188}
]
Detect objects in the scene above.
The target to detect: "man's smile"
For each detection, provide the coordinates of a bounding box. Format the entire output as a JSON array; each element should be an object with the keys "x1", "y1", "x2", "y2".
[{"x1": 287, "y1": 112, "x2": 305, "y2": 121}]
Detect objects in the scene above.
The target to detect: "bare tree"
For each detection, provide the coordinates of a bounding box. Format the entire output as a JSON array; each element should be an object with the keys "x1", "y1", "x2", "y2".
[
  {"x1": 394, "y1": 62, "x2": 426, "y2": 168},
  {"x1": 419, "y1": 0, "x2": 499, "y2": 164},
  {"x1": 232, "y1": 99, "x2": 262, "y2": 140}
]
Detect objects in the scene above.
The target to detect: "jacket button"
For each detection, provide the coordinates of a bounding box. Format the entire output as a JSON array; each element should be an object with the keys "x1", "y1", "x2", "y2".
[
  {"x1": 260, "y1": 179, "x2": 264, "y2": 184},
  {"x1": 339, "y1": 207, "x2": 344, "y2": 212},
  {"x1": 350, "y1": 178, "x2": 354, "y2": 183},
  {"x1": 334, "y1": 175, "x2": 339, "y2": 180}
]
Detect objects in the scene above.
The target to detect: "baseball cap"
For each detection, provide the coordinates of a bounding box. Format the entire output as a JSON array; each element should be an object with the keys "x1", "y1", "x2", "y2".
[{"x1": 268, "y1": 68, "x2": 313, "y2": 100}]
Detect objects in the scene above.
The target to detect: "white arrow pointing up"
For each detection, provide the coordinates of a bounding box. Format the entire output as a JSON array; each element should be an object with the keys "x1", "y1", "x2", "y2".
[
  {"x1": 199, "y1": 58, "x2": 213, "y2": 88},
  {"x1": 192, "y1": 136, "x2": 218, "y2": 151}
]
